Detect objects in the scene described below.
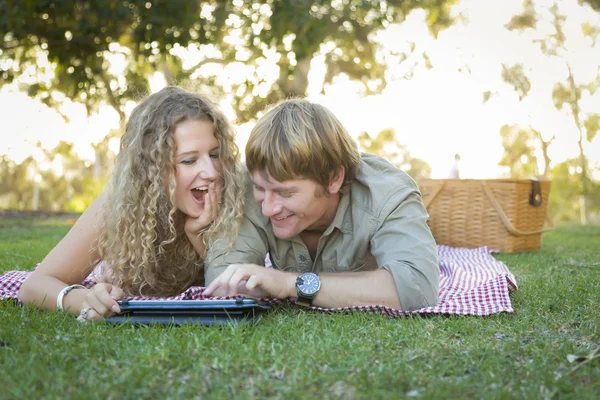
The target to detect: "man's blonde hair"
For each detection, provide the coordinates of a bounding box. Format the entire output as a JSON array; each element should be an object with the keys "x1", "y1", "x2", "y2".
[{"x1": 246, "y1": 99, "x2": 360, "y2": 192}]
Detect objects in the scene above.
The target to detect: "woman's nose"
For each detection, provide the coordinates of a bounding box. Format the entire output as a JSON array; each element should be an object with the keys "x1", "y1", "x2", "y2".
[{"x1": 198, "y1": 159, "x2": 218, "y2": 180}]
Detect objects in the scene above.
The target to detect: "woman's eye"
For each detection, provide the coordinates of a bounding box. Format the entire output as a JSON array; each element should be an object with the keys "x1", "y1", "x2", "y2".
[
  {"x1": 209, "y1": 153, "x2": 219, "y2": 159},
  {"x1": 181, "y1": 159, "x2": 196, "y2": 165}
]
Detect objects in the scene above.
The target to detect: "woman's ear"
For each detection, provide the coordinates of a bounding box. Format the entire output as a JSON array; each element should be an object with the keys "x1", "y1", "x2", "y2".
[{"x1": 328, "y1": 167, "x2": 345, "y2": 195}]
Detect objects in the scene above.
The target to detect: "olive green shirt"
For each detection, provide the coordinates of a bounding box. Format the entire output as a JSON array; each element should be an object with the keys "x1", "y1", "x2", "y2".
[{"x1": 205, "y1": 153, "x2": 440, "y2": 311}]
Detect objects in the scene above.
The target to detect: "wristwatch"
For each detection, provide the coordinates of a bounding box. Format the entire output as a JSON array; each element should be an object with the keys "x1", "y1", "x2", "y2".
[{"x1": 295, "y1": 272, "x2": 321, "y2": 307}]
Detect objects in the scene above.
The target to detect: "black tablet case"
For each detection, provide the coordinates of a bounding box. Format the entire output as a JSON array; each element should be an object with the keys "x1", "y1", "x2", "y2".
[{"x1": 105, "y1": 298, "x2": 271, "y2": 326}]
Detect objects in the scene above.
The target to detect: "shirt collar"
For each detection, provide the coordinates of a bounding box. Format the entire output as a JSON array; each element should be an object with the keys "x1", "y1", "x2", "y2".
[{"x1": 324, "y1": 189, "x2": 353, "y2": 235}]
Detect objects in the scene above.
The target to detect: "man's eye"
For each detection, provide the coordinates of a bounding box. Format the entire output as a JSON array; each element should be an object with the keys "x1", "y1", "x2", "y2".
[
  {"x1": 253, "y1": 185, "x2": 264, "y2": 192},
  {"x1": 279, "y1": 192, "x2": 293, "y2": 198}
]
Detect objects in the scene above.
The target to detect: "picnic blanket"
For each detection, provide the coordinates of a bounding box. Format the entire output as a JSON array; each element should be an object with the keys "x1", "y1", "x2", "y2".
[{"x1": 0, "y1": 245, "x2": 518, "y2": 317}]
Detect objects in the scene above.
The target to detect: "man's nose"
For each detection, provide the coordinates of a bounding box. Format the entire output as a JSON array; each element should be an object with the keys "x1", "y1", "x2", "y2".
[{"x1": 261, "y1": 192, "x2": 282, "y2": 217}]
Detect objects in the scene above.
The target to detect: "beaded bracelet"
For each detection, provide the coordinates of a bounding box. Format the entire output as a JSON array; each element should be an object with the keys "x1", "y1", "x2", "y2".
[{"x1": 56, "y1": 284, "x2": 86, "y2": 311}]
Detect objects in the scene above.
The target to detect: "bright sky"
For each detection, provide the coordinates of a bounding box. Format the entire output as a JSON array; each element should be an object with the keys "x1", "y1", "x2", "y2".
[{"x1": 1, "y1": 0, "x2": 599, "y2": 179}]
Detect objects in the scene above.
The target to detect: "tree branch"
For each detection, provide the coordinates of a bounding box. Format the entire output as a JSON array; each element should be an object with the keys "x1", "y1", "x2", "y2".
[
  {"x1": 98, "y1": 72, "x2": 125, "y2": 122},
  {"x1": 178, "y1": 58, "x2": 228, "y2": 81}
]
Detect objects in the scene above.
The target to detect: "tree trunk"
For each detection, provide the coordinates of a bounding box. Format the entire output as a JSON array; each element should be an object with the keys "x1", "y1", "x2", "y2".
[
  {"x1": 579, "y1": 195, "x2": 589, "y2": 225},
  {"x1": 94, "y1": 148, "x2": 102, "y2": 179},
  {"x1": 32, "y1": 178, "x2": 40, "y2": 211},
  {"x1": 566, "y1": 64, "x2": 589, "y2": 224},
  {"x1": 534, "y1": 129, "x2": 554, "y2": 179},
  {"x1": 277, "y1": 56, "x2": 313, "y2": 98}
]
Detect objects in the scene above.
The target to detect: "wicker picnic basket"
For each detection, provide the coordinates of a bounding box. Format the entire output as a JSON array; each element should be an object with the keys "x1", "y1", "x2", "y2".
[{"x1": 419, "y1": 179, "x2": 553, "y2": 253}]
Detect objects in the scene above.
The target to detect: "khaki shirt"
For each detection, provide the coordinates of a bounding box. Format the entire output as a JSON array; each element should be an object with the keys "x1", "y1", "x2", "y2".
[{"x1": 205, "y1": 153, "x2": 440, "y2": 311}]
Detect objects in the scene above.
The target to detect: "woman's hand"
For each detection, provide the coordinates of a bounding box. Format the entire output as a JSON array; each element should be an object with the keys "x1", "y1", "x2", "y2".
[
  {"x1": 185, "y1": 182, "x2": 220, "y2": 236},
  {"x1": 79, "y1": 283, "x2": 126, "y2": 321}
]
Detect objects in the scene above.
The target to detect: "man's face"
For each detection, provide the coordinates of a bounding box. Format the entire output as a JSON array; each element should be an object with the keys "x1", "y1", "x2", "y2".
[{"x1": 250, "y1": 171, "x2": 341, "y2": 240}]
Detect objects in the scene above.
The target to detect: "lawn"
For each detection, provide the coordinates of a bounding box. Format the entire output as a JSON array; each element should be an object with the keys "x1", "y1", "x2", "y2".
[{"x1": 0, "y1": 216, "x2": 598, "y2": 399}]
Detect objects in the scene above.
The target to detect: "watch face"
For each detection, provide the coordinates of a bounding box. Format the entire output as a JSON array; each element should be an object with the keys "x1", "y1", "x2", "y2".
[{"x1": 297, "y1": 273, "x2": 320, "y2": 295}]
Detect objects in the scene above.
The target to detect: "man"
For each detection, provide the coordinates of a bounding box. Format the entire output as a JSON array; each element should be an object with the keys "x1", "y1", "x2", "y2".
[
  {"x1": 449, "y1": 153, "x2": 461, "y2": 179},
  {"x1": 204, "y1": 99, "x2": 439, "y2": 311}
]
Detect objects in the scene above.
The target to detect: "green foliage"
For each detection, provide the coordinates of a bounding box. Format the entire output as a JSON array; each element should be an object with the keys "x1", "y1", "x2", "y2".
[
  {"x1": 501, "y1": 64, "x2": 531, "y2": 100},
  {"x1": 505, "y1": 0, "x2": 536, "y2": 30},
  {"x1": 552, "y1": 81, "x2": 577, "y2": 111},
  {"x1": 498, "y1": 124, "x2": 539, "y2": 178},
  {"x1": 497, "y1": 124, "x2": 600, "y2": 222},
  {"x1": 0, "y1": 219, "x2": 598, "y2": 397},
  {"x1": 0, "y1": 155, "x2": 36, "y2": 209},
  {"x1": 0, "y1": 0, "x2": 217, "y2": 117},
  {"x1": 357, "y1": 128, "x2": 431, "y2": 183},
  {"x1": 499, "y1": 2, "x2": 600, "y2": 222},
  {"x1": 64, "y1": 176, "x2": 108, "y2": 213},
  {"x1": 581, "y1": 0, "x2": 600, "y2": 11},
  {"x1": 584, "y1": 114, "x2": 600, "y2": 142},
  {"x1": 548, "y1": 159, "x2": 600, "y2": 223},
  {"x1": 548, "y1": 159, "x2": 584, "y2": 222},
  {"x1": 1, "y1": 1, "x2": 459, "y2": 213},
  {"x1": 0, "y1": 0, "x2": 458, "y2": 123},
  {"x1": 0, "y1": 140, "x2": 113, "y2": 211}
]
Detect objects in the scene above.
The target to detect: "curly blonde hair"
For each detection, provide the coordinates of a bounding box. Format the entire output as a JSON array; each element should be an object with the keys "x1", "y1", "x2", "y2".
[{"x1": 95, "y1": 87, "x2": 245, "y2": 296}]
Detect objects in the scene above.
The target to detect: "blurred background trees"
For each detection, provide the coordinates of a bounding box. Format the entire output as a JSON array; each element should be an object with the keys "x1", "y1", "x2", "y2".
[
  {"x1": 1, "y1": 0, "x2": 458, "y2": 122},
  {"x1": 495, "y1": 0, "x2": 600, "y2": 223},
  {"x1": 0, "y1": 0, "x2": 456, "y2": 211},
  {"x1": 1, "y1": 0, "x2": 599, "y2": 223},
  {"x1": 357, "y1": 128, "x2": 432, "y2": 183}
]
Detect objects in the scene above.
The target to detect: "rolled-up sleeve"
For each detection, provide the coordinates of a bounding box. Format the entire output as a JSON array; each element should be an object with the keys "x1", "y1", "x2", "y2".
[
  {"x1": 371, "y1": 191, "x2": 440, "y2": 311},
  {"x1": 204, "y1": 215, "x2": 269, "y2": 285}
]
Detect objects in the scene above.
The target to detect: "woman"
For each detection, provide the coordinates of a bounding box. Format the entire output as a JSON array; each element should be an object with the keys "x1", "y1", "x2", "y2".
[{"x1": 18, "y1": 86, "x2": 245, "y2": 321}]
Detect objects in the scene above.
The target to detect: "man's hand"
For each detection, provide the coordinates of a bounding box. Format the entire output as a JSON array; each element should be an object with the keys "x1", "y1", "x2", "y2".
[
  {"x1": 185, "y1": 182, "x2": 220, "y2": 236},
  {"x1": 203, "y1": 264, "x2": 298, "y2": 299}
]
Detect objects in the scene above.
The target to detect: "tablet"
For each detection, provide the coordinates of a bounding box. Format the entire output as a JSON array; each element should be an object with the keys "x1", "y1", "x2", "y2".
[{"x1": 105, "y1": 298, "x2": 271, "y2": 326}]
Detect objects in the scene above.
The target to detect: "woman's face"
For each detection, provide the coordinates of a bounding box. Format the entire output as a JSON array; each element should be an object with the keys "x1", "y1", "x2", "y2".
[{"x1": 172, "y1": 119, "x2": 221, "y2": 218}]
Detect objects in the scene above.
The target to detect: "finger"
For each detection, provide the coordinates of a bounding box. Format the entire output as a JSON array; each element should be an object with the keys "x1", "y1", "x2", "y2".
[
  {"x1": 203, "y1": 275, "x2": 225, "y2": 297},
  {"x1": 204, "y1": 284, "x2": 227, "y2": 297},
  {"x1": 245, "y1": 274, "x2": 262, "y2": 291},
  {"x1": 94, "y1": 285, "x2": 122, "y2": 314},
  {"x1": 227, "y1": 269, "x2": 250, "y2": 296},
  {"x1": 216, "y1": 180, "x2": 222, "y2": 203},
  {"x1": 204, "y1": 183, "x2": 213, "y2": 216},
  {"x1": 86, "y1": 308, "x2": 103, "y2": 321},
  {"x1": 109, "y1": 285, "x2": 125, "y2": 299},
  {"x1": 211, "y1": 182, "x2": 220, "y2": 214},
  {"x1": 86, "y1": 290, "x2": 111, "y2": 317},
  {"x1": 203, "y1": 277, "x2": 222, "y2": 296},
  {"x1": 244, "y1": 275, "x2": 272, "y2": 299},
  {"x1": 204, "y1": 265, "x2": 239, "y2": 296},
  {"x1": 108, "y1": 286, "x2": 125, "y2": 313},
  {"x1": 79, "y1": 301, "x2": 102, "y2": 322},
  {"x1": 209, "y1": 182, "x2": 219, "y2": 221}
]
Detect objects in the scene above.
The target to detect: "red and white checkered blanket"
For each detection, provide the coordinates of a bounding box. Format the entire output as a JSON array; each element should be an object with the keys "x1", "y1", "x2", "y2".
[{"x1": 0, "y1": 245, "x2": 517, "y2": 317}]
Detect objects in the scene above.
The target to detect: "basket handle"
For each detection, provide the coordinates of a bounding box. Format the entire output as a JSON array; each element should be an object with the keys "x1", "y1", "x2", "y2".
[
  {"x1": 423, "y1": 181, "x2": 446, "y2": 210},
  {"x1": 481, "y1": 181, "x2": 554, "y2": 236}
]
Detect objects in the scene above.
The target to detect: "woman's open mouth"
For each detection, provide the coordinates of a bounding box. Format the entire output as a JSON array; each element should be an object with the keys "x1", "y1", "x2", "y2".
[{"x1": 191, "y1": 187, "x2": 208, "y2": 204}]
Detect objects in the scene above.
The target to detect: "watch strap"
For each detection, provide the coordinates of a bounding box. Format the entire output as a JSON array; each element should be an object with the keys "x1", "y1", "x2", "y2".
[{"x1": 296, "y1": 294, "x2": 313, "y2": 307}]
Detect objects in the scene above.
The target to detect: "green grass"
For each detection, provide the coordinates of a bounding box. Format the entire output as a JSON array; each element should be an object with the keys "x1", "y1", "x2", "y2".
[{"x1": 0, "y1": 216, "x2": 598, "y2": 399}]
